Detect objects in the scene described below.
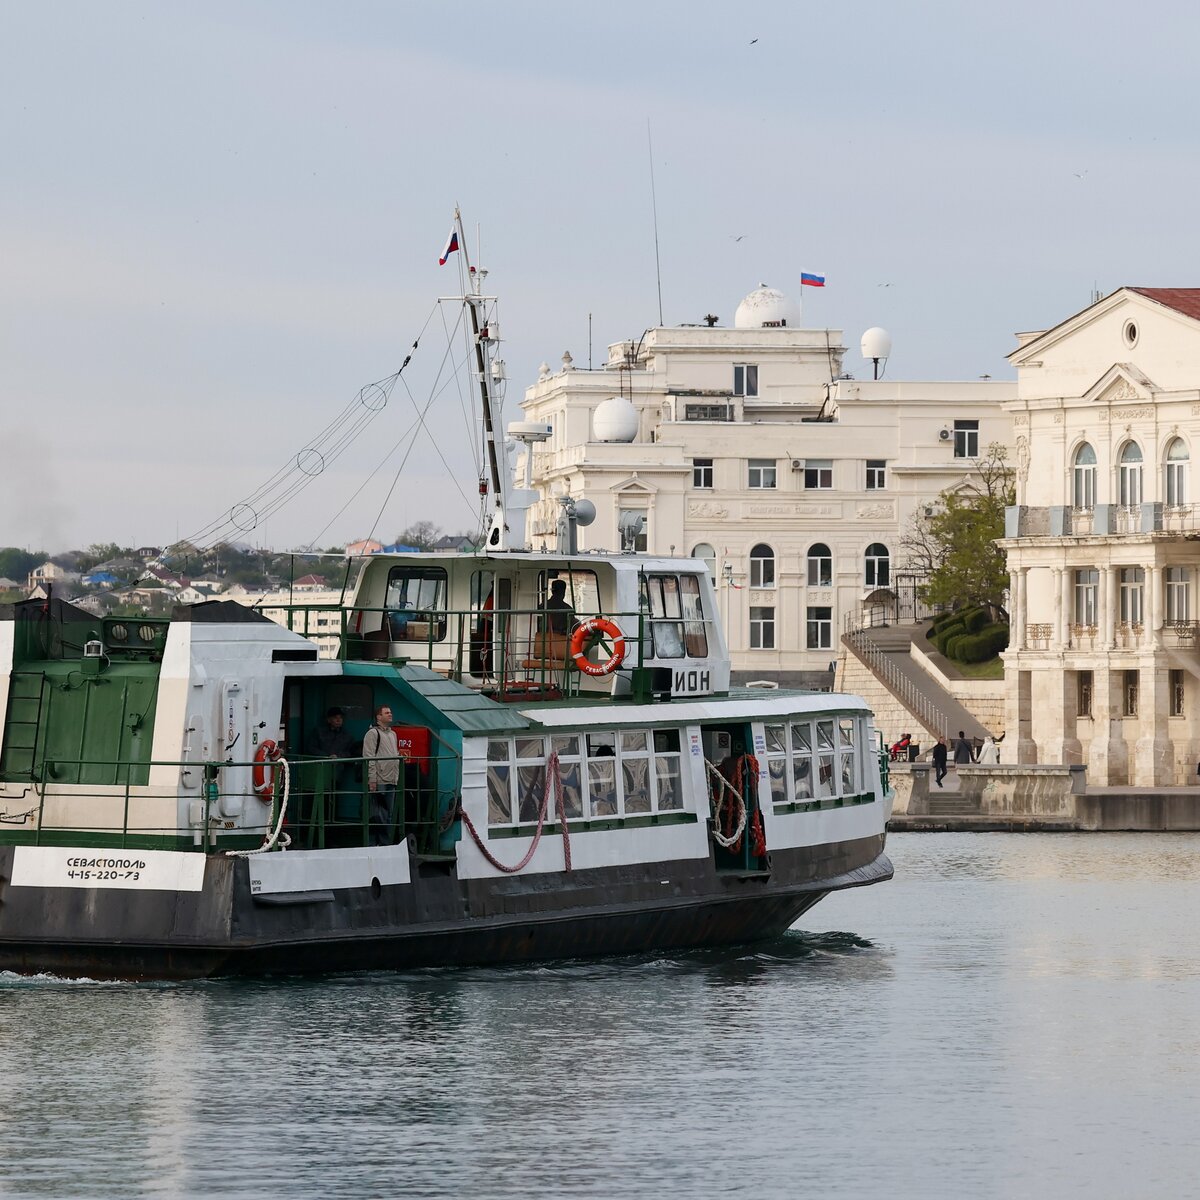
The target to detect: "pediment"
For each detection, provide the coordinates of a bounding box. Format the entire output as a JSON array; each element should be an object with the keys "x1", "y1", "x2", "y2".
[
  {"x1": 1083, "y1": 363, "x2": 1157, "y2": 405},
  {"x1": 608, "y1": 474, "x2": 658, "y2": 495}
]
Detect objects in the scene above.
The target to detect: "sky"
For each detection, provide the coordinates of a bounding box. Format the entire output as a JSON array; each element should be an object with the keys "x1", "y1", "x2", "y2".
[{"x1": 3, "y1": 0, "x2": 1200, "y2": 554}]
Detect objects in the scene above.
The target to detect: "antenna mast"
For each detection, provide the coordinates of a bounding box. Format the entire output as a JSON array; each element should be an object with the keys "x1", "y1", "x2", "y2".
[
  {"x1": 454, "y1": 209, "x2": 510, "y2": 549},
  {"x1": 647, "y1": 120, "x2": 664, "y2": 327}
]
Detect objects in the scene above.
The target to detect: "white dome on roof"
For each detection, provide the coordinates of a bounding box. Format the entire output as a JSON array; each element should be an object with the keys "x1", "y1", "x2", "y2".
[
  {"x1": 734, "y1": 284, "x2": 802, "y2": 330},
  {"x1": 593, "y1": 396, "x2": 639, "y2": 443}
]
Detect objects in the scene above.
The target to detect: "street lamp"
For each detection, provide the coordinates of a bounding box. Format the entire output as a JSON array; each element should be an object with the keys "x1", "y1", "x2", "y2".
[{"x1": 860, "y1": 327, "x2": 893, "y2": 381}]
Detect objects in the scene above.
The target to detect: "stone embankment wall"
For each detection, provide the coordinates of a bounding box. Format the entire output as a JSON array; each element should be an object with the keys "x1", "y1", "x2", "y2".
[{"x1": 891, "y1": 763, "x2": 1200, "y2": 830}]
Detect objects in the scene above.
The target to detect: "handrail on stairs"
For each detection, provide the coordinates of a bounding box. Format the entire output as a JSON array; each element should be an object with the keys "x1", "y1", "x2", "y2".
[{"x1": 841, "y1": 613, "x2": 949, "y2": 740}]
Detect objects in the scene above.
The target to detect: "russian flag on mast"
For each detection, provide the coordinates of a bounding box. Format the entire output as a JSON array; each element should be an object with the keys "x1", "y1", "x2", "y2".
[
  {"x1": 800, "y1": 272, "x2": 826, "y2": 288},
  {"x1": 439, "y1": 226, "x2": 460, "y2": 266}
]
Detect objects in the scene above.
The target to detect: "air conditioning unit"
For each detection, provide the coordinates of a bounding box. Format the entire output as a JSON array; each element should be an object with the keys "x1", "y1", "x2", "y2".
[
  {"x1": 938, "y1": 427, "x2": 951, "y2": 441},
  {"x1": 791, "y1": 458, "x2": 804, "y2": 470}
]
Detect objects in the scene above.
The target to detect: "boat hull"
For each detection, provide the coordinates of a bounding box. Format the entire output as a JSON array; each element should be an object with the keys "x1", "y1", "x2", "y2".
[{"x1": 0, "y1": 835, "x2": 889, "y2": 979}]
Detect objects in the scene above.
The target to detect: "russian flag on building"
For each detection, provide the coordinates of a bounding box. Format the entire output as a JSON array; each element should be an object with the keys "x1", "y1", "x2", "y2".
[
  {"x1": 439, "y1": 227, "x2": 460, "y2": 266},
  {"x1": 801, "y1": 272, "x2": 826, "y2": 288}
]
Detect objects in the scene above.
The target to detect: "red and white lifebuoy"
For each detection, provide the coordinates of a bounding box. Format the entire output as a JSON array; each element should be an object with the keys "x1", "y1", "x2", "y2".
[
  {"x1": 569, "y1": 617, "x2": 626, "y2": 677},
  {"x1": 252, "y1": 740, "x2": 281, "y2": 800}
]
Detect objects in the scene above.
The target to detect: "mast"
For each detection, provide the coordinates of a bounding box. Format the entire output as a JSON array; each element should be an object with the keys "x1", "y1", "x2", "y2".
[{"x1": 454, "y1": 210, "x2": 510, "y2": 549}]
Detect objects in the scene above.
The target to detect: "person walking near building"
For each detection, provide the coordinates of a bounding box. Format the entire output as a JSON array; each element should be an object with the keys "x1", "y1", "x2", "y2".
[
  {"x1": 363, "y1": 704, "x2": 400, "y2": 845},
  {"x1": 932, "y1": 737, "x2": 949, "y2": 788},
  {"x1": 954, "y1": 730, "x2": 975, "y2": 767}
]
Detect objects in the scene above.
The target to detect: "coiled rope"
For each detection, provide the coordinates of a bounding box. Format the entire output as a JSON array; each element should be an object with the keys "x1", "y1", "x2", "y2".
[
  {"x1": 459, "y1": 751, "x2": 573, "y2": 873},
  {"x1": 705, "y1": 758, "x2": 749, "y2": 850},
  {"x1": 226, "y1": 757, "x2": 292, "y2": 857}
]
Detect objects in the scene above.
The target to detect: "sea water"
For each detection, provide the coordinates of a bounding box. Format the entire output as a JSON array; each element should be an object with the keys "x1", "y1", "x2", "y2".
[{"x1": 2, "y1": 832, "x2": 1199, "y2": 1199}]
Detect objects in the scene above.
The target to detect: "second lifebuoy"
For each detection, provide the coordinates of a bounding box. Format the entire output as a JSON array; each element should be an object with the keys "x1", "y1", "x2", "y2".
[
  {"x1": 252, "y1": 740, "x2": 281, "y2": 800},
  {"x1": 569, "y1": 617, "x2": 626, "y2": 677}
]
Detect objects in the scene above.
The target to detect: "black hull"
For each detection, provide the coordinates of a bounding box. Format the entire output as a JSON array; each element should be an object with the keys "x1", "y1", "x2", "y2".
[{"x1": 0, "y1": 836, "x2": 891, "y2": 980}]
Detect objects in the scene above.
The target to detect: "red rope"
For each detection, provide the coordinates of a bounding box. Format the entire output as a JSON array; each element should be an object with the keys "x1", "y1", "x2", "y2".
[{"x1": 459, "y1": 751, "x2": 572, "y2": 874}]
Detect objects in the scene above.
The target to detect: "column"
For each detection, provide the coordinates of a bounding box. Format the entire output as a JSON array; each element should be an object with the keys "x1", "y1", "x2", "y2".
[
  {"x1": 1050, "y1": 567, "x2": 1062, "y2": 649},
  {"x1": 1134, "y1": 663, "x2": 1172, "y2": 785},
  {"x1": 1103, "y1": 565, "x2": 1118, "y2": 649},
  {"x1": 1147, "y1": 563, "x2": 1162, "y2": 650},
  {"x1": 1059, "y1": 566, "x2": 1072, "y2": 649}
]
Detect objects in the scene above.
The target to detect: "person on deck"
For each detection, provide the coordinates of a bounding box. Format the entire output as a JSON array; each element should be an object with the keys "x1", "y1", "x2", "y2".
[
  {"x1": 363, "y1": 704, "x2": 400, "y2": 845},
  {"x1": 932, "y1": 737, "x2": 949, "y2": 788},
  {"x1": 312, "y1": 706, "x2": 356, "y2": 759},
  {"x1": 541, "y1": 579, "x2": 575, "y2": 635}
]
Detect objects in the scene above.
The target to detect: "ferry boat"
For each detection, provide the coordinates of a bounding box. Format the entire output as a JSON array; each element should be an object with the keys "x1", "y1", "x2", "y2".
[{"x1": 0, "y1": 220, "x2": 893, "y2": 979}]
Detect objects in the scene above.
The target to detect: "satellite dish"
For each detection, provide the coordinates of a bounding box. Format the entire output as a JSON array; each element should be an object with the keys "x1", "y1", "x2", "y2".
[{"x1": 573, "y1": 498, "x2": 596, "y2": 527}]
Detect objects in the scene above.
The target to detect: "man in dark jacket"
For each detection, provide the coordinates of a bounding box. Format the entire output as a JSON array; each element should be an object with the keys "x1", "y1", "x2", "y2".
[
  {"x1": 932, "y1": 737, "x2": 949, "y2": 788},
  {"x1": 953, "y1": 730, "x2": 975, "y2": 766}
]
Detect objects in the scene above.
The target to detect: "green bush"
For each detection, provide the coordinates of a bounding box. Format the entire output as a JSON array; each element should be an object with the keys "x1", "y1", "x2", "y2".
[
  {"x1": 934, "y1": 621, "x2": 965, "y2": 654},
  {"x1": 946, "y1": 622, "x2": 1010, "y2": 663},
  {"x1": 963, "y1": 607, "x2": 988, "y2": 634}
]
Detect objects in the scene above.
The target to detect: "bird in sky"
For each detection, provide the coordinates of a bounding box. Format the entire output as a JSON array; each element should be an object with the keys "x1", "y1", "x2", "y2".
[
  {"x1": 731, "y1": 235, "x2": 747, "y2": 242},
  {"x1": 1073, "y1": 170, "x2": 1087, "y2": 178},
  {"x1": 750, "y1": 38, "x2": 758, "y2": 44},
  {"x1": 877, "y1": 282, "x2": 893, "y2": 287}
]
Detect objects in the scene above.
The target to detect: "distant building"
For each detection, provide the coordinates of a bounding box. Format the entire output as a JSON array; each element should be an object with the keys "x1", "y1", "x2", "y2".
[
  {"x1": 521, "y1": 285, "x2": 1014, "y2": 684},
  {"x1": 249, "y1": 588, "x2": 346, "y2": 659},
  {"x1": 345, "y1": 539, "x2": 384, "y2": 557},
  {"x1": 1001, "y1": 287, "x2": 1200, "y2": 784},
  {"x1": 27, "y1": 562, "x2": 80, "y2": 590}
]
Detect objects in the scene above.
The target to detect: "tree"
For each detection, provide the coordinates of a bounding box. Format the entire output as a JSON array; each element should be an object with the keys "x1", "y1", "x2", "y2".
[
  {"x1": 396, "y1": 521, "x2": 441, "y2": 551},
  {"x1": 0, "y1": 548, "x2": 45, "y2": 583},
  {"x1": 901, "y1": 443, "x2": 1014, "y2": 620}
]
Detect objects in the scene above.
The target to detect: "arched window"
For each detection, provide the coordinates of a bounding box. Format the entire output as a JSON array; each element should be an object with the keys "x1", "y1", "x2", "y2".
[
  {"x1": 807, "y1": 543, "x2": 832, "y2": 587},
  {"x1": 1072, "y1": 442, "x2": 1096, "y2": 510},
  {"x1": 1119, "y1": 442, "x2": 1143, "y2": 508},
  {"x1": 865, "y1": 543, "x2": 890, "y2": 588},
  {"x1": 749, "y1": 543, "x2": 775, "y2": 588},
  {"x1": 691, "y1": 542, "x2": 717, "y2": 578},
  {"x1": 1166, "y1": 438, "x2": 1190, "y2": 507}
]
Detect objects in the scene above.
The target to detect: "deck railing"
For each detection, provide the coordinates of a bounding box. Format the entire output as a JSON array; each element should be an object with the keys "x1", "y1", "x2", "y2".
[
  {"x1": 276, "y1": 604, "x2": 650, "y2": 696},
  {"x1": 21, "y1": 747, "x2": 460, "y2": 856}
]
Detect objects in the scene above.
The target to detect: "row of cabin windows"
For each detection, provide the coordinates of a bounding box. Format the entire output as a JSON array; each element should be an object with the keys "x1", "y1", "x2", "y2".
[
  {"x1": 764, "y1": 717, "x2": 861, "y2": 804},
  {"x1": 485, "y1": 717, "x2": 866, "y2": 827},
  {"x1": 696, "y1": 543, "x2": 889, "y2": 590},
  {"x1": 486, "y1": 730, "x2": 684, "y2": 825},
  {"x1": 1076, "y1": 669, "x2": 1186, "y2": 719},
  {"x1": 1073, "y1": 566, "x2": 1193, "y2": 625},
  {"x1": 379, "y1": 564, "x2": 709, "y2": 660},
  {"x1": 694, "y1": 458, "x2": 887, "y2": 490},
  {"x1": 1071, "y1": 438, "x2": 1190, "y2": 509},
  {"x1": 749, "y1": 606, "x2": 833, "y2": 650}
]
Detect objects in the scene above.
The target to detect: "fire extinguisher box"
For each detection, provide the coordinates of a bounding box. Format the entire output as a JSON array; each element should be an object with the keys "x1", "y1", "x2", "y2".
[{"x1": 392, "y1": 725, "x2": 431, "y2": 774}]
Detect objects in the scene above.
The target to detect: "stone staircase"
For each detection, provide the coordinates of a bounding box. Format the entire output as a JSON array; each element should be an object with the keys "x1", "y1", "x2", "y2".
[{"x1": 839, "y1": 622, "x2": 993, "y2": 749}]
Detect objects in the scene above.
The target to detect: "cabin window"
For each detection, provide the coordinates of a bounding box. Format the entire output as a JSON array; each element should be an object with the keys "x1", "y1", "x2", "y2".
[
  {"x1": 763, "y1": 717, "x2": 860, "y2": 806},
  {"x1": 815, "y1": 719, "x2": 837, "y2": 798},
  {"x1": 385, "y1": 565, "x2": 448, "y2": 641},
  {"x1": 642, "y1": 573, "x2": 708, "y2": 658},
  {"x1": 486, "y1": 729, "x2": 686, "y2": 826}
]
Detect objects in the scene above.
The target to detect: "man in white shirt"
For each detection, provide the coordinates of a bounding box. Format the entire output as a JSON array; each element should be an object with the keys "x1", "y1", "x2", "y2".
[{"x1": 363, "y1": 704, "x2": 400, "y2": 845}]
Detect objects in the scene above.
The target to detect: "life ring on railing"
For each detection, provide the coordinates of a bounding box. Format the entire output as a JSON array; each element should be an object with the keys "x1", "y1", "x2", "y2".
[
  {"x1": 252, "y1": 740, "x2": 281, "y2": 800},
  {"x1": 569, "y1": 617, "x2": 626, "y2": 677}
]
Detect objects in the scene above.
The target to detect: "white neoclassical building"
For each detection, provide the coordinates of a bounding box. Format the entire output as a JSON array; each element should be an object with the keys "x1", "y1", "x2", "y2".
[
  {"x1": 1000, "y1": 287, "x2": 1200, "y2": 784},
  {"x1": 519, "y1": 285, "x2": 1014, "y2": 685}
]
